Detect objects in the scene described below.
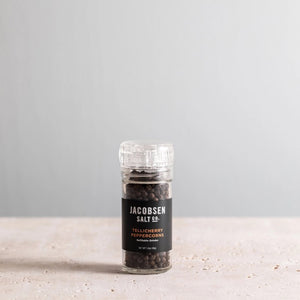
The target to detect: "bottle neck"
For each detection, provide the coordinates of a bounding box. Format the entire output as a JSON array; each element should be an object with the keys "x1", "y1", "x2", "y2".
[{"x1": 121, "y1": 167, "x2": 173, "y2": 183}]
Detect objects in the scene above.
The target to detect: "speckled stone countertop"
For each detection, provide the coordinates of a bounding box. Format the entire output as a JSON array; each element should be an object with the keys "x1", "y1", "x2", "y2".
[{"x1": 0, "y1": 218, "x2": 300, "y2": 299}]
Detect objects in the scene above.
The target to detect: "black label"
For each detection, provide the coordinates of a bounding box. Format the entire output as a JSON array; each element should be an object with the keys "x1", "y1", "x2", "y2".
[{"x1": 122, "y1": 198, "x2": 172, "y2": 252}]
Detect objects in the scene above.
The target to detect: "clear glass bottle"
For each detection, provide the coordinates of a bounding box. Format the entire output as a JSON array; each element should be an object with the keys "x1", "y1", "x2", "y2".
[{"x1": 119, "y1": 140, "x2": 174, "y2": 274}]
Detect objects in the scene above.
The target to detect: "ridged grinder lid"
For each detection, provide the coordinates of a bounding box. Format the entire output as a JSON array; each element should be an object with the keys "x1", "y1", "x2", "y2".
[{"x1": 119, "y1": 140, "x2": 174, "y2": 170}]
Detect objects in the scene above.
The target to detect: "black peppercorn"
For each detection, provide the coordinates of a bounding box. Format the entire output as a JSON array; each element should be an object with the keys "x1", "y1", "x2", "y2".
[{"x1": 123, "y1": 182, "x2": 171, "y2": 270}]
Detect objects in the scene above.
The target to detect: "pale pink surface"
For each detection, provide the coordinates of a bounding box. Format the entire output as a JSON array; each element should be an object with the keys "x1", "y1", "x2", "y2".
[{"x1": 0, "y1": 218, "x2": 300, "y2": 299}]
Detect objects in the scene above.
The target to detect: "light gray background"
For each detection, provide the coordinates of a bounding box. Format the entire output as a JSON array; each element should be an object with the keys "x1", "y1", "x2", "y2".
[{"x1": 1, "y1": 0, "x2": 300, "y2": 216}]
